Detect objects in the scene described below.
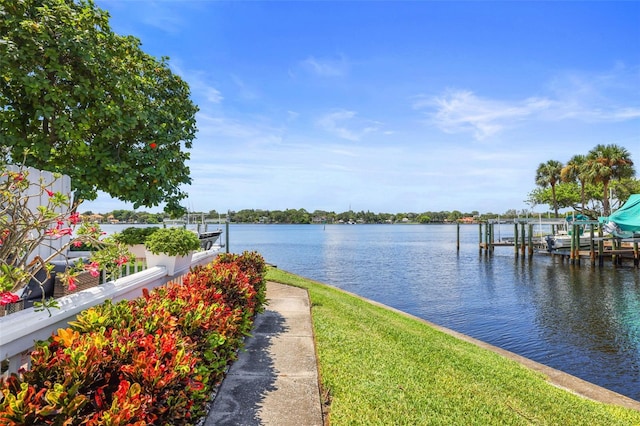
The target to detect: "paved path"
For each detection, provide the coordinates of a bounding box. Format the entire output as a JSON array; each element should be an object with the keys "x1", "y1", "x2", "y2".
[
  {"x1": 205, "y1": 280, "x2": 640, "y2": 425},
  {"x1": 205, "y1": 282, "x2": 324, "y2": 426}
]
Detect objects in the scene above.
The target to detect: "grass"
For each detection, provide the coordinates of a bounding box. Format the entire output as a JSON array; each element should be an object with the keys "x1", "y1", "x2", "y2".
[{"x1": 266, "y1": 267, "x2": 640, "y2": 425}]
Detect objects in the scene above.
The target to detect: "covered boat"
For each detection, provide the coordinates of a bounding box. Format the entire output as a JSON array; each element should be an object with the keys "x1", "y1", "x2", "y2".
[{"x1": 602, "y1": 194, "x2": 640, "y2": 238}]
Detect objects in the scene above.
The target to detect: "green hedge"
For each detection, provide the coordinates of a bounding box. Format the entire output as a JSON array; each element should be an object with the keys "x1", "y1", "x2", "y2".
[{"x1": 0, "y1": 251, "x2": 267, "y2": 425}]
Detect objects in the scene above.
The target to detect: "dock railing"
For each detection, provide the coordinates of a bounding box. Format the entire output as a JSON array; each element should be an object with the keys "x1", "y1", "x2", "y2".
[{"x1": 0, "y1": 249, "x2": 219, "y2": 378}]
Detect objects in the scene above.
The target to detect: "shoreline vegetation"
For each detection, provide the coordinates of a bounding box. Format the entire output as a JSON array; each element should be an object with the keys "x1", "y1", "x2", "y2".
[
  {"x1": 265, "y1": 268, "x2": 640, "y2": 424},
  {"x1": 80, "y1": 208, "x2": 531, "y2": 226}
]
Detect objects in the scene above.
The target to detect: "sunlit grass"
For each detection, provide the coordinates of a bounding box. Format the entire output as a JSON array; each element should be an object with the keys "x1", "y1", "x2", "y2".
[{"x1": 266, "y1": 267, "x2": 640, "y2": 425}]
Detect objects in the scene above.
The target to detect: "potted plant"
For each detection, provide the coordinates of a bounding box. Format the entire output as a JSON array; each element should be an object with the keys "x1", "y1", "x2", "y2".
[
  {"x1": 113, "y1": 227, "x2": 160, "y2": 259},
  {"x1": 144, "y1": 227, "x2": 201, "y2": 275}
]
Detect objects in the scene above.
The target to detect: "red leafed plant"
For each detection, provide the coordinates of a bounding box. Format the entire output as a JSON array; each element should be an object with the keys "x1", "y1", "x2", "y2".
[{"x1": 0, "y1": 251, "x2": 267, "y2": 425}]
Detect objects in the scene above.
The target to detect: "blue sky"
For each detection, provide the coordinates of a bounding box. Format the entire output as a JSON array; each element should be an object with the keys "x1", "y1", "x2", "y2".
[{"x1": 84, "y1": 1, "x2": 640, "y2": 215}]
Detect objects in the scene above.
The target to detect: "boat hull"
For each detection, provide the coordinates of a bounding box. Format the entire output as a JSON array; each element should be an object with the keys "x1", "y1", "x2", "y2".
[
  {"x1": 545, "y1": 235, "x2": 591, "y2": 251},
  {"x1": 199, "y1": 230, "x2": 222, "y2": 250}
]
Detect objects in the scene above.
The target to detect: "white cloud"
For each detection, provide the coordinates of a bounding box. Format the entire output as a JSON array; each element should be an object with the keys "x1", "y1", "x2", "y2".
[
  {"x1": 287, "y1": 110, "x2": 300, "y2": 121},
  {"x1": 329, "y1": 147, "x2": 358, "y2": 157},
  {"x1": 203, "y1": 86, "x2": 223, "y2": 104},
  {"x1": 301, "y1": 55, "x2": 349, "y2": 77},
  {"x1": 197, "y1": 113, "x2": 257, "y2": 139},
  {"x1": 317, "y1": 110, "x2": 358, "y2": 141},
  {"x1": 414, "y1": 90, "x2": 552, "y2": 140},
  {"x1": 417, "y1": 66, "x2": 640, "y2": 140},
  {"x1": 130, "y1": 1, "x2": 193, "y2": 35},
  {"x1": 169, "y1": 63, "x2": 224, "y2": 105},
  {"x1": 231, "y1": 74, "x2": 259, "y2": 101},
  {"x1": 316, "y1": 109, "x2": 381, "y2": 142}
]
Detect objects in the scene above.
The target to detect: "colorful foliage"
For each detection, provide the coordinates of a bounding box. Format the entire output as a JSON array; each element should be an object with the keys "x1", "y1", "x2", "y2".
[{"x1": 0, "y1": 251, "x2": 267, "y2": 425}]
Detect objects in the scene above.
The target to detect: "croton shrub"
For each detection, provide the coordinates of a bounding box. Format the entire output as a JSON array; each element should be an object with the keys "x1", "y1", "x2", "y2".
[{"x1": 0, "y1": 251, "x2": 267, "y2": 425}]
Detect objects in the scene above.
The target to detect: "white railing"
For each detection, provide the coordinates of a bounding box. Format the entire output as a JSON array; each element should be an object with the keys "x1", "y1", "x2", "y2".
[{"x1": 0, "y1": 250, "x2": 219, "y2": 378}]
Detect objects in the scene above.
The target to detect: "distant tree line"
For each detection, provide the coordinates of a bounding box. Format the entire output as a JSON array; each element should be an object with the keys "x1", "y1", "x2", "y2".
[
  {"x1": 221, "y1": 208, "x2": 538, "y2": 224},
  {"x1": 83, "y1": 208, "x2": 538, "y2": 225},
  {"x1": 226, "y1": 209, "x2": 482, "y2": 224},
  {"x1": 81, "y1": 209, "x2": 166, "y2": 224}
]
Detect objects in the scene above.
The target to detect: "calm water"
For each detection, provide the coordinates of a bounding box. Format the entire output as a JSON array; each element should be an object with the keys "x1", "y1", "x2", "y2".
[{"x1": 221, "y1": 223, "x2": 640, "y2": 401}]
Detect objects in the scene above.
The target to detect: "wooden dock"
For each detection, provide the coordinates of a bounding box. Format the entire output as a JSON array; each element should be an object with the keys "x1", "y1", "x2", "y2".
[
  {"x1": 466, "y1": 220, "x2": 640, "y2": 268},
  {"x1": 535, "y1": 243, "x2": 640, "y2": 267}
]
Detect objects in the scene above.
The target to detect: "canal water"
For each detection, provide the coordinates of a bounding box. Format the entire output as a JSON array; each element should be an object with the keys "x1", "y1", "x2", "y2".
[{"x1": 223, "y1": 223, "x2": 640, "y2": 401}]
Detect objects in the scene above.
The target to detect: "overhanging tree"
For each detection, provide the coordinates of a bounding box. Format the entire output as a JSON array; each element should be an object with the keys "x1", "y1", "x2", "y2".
[{"x1": 0, "y1": 0, "x2": 198, "y2": 216}]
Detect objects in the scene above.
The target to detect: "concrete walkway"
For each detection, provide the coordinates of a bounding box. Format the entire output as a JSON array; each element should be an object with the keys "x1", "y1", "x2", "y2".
[
  {"x1": 205, "y1": 282, "x2": 324, "y2": 426},
  {"x1": 205, "y1": 280, "x2": 640, "y2": 425}
]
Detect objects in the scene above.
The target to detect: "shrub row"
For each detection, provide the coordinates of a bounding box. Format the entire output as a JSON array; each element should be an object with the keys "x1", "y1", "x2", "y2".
[{"x1": 0, "y1": 251, "x2": 267, "y2": 425}]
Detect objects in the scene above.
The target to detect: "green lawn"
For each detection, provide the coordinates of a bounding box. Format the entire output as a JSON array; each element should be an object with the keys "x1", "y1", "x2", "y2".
[{"x1": 266, "y1": 267, "x2": 640, "y2": 425}]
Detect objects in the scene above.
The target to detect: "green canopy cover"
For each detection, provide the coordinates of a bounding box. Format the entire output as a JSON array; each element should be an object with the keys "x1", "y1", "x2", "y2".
[{"x1": 607, "y1": 194, "x2": 640, "y2": 233}]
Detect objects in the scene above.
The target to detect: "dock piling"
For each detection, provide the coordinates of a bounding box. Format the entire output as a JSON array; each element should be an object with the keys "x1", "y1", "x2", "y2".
[
  {"x1": 225, "y1": 218, "x2": 230, "y2": 253},
  {"x1": 598, "y1": 226, "x2": 604, "y2": 266},
  {"x1": 489, "y1": 222, "x2": 494, "y2": 253},
  {"x1": 474, "y1": 218, "x2": 638, "y2": 268}
]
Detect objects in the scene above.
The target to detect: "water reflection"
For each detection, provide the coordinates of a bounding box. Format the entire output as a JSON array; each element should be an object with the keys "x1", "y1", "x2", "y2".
[
  {"x1": 227, "y1": 224, "x2": 640, "y2": 401},
  {"x1": 463, "y1": 255, "x2": 640, "y2": 400}
]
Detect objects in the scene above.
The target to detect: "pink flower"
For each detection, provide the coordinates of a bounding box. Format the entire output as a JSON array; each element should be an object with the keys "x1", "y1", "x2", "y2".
[
  {"x1": 68, "y1": 212, "x2": 80, "y2": 225},
  {"x1": 45, "y1": 189, "x2": 55, "y2": 197},
  {"x1": 0, "y1": 292, "x2": 20, "y2": 306},
  {"x1": 72, "y1": 240, "x2": 83, "y2": 247},
  {"x1": 45, "y1": 227, "x2": 73, "y2": 238},
  {"x1": 59, "y1": 228, "x2": 73, "y2": 236},
  {"x1": 67, "y1": 275, "x2": 77, "y2": 292},
  {"x1": 116, "y1": 256, "x2": 129, "y2": 266},
  {"x1": 84, "y1": 262, "x2": 100, "y2": 278},
  {"x1": 45, "y1": 228, "x2": 61, "y2": 237}
]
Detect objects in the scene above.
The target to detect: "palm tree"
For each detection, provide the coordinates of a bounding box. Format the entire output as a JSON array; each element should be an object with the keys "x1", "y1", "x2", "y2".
[
  {"x1": 535, "y1": 159, "x2": 563, "y2": 217},
  {"x1": 585, "y1": 144, "x2": 635, "y2": 216},
  {"x1": 561, "y1": 154, "x2": 589, "y2": 213}
]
